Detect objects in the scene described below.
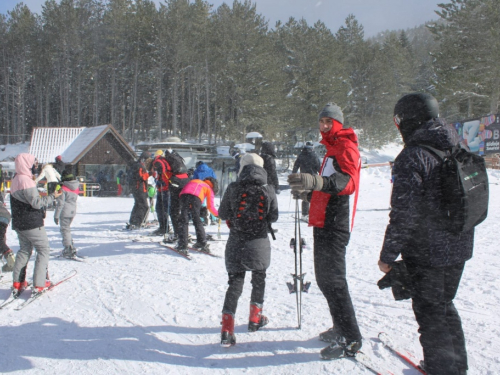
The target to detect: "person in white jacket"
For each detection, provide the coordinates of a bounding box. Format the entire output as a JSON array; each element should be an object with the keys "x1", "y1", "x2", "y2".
[
  {"x1": 54, "y1": 172, "x2": 80, "y2": 258},
  {"x1": 35, "y1": 164, "x2": 61, "y2": 210}
]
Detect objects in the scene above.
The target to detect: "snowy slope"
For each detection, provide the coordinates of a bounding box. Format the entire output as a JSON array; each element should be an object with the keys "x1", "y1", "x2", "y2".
[{"x1": 0, "y1": 166, "x2": 499, "y2": 375}]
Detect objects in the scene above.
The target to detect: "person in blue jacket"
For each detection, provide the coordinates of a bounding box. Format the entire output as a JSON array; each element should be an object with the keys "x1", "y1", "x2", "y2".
[{"x1": 193, "y1": 161, "x2": 218, "y2": 226}]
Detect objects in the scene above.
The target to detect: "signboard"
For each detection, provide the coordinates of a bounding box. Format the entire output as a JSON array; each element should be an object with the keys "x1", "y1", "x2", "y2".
[{"x1": 452, "y1": 114, "x2": 500, "y2": 155}]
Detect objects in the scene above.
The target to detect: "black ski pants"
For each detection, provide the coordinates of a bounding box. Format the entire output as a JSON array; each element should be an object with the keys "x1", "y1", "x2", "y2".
[
  {"x1": 406, "y1": 261, "x2": 467, "y2": 375},
  {"x1": 129, "y1": 190, "x2": 148, "y2": 226},
  {"x1": 156, "y1": 189, "x2": 170, "y2": 232},
  {"x1": 0, "y1": 222, "x2": 10, "y2": 256},
  {"x1": 169, "y1": 178, "x2": 188, "y2": 236},
  {"x1": 178, "y1": 194, "x2": 205, "y2": 248},
  {"x1": 313, "y1": 227, "x2": 362, "y2": 343},
  {"x1": 222, "y1": 270, "x2": 266, "y2": 315}
]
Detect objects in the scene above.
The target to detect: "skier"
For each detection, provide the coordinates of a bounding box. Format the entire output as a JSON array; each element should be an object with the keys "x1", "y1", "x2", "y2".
[
  {"x1": 54, "y1": 172, "x2": 80, "y2": 258},
  {"x1": 292, "y1": 141, "x2": 321, "y2": 221},
  {"x1": 0, "y1": 203, "x2": 15, "y2": 272},
  {"x1": 175, "y1": 177, "x2": 219, "y2": 254},
  {"x1": 378, "y1": 93, "x2": 472, "y2": 375},
  {"x1": 10, "y1": 153, "x2": 62, "y2": 295},
  {"x1": 35, "y1": 163, "x2": 61, "y2": 210},
  {"x1": 288, "y1": 102, "x2": 363, "y2": 359},
  {"x1": 149, "y1": 150, "x2": 170, "y2": 236},
  {"x1": 163, "y1": 149, "x2": 189, "y2": 243},
  {"x1": 218, "y1": 153, "x2": 279, "y2": 347},
  {"x1": 126, "y1": 151, "x2": 151, "y2": 230},
  {"x1": 192, "y1": 161, "x2": 217, "y2": 226},
  {"x1": 260, "y1": 141, "x2": 280, "y2": 194}
]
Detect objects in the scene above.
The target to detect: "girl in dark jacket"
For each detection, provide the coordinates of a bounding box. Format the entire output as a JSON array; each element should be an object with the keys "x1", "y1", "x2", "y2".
[
  {"x1": 260, "y1": 142, "x2": 280, "y2": 193},
  {"x1": 218, "y1": 153, "x2": 279, "y2": 347}
]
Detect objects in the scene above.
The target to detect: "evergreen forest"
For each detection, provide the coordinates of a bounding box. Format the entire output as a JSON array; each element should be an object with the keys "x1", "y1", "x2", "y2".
[{"x1": 0, "y1": 0, "x2": 499, "y2": 148}]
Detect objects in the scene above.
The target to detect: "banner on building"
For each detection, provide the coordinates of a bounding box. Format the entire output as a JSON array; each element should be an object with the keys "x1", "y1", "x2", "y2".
[{"x1": 452, "y1": 114, "x2": 500, "y2": 155}]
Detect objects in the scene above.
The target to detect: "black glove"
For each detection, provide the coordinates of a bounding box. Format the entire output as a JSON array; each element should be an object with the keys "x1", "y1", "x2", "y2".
[
  {"x1": 54, "y1": 218, "x2": 59, "y2": 225},
  {"x1": 292, "y1": 190, "x2": 309, "y2": 201},
  {"x1": 288, "y1": 173, "x2": 323, "y2": 193}
]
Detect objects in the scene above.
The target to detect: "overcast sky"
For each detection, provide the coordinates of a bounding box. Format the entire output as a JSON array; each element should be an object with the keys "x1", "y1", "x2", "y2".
[{"x1": 0, "y1": 0, "x2": 443, "y2": 37}]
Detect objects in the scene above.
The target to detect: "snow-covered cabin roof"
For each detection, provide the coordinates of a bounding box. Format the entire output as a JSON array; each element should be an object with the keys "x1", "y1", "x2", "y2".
[
  {"x1": 29, "y1": 127, "x2": 85, "y2": 163},
  {"x1": 30, "y1": 125, "x2": 135, "y2": 165}
]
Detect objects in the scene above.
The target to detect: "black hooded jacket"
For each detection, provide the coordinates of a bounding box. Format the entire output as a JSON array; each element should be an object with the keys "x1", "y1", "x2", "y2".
[
  {"x1": 219, "y1": 164, "x2": 279, "y2": 273},
  {"x1": 260, "y1": 142, "x2": 279, "y2": 191},
  {"x1": 380, "y1": 119, "x2": 474, "y2": 268},
  {"x1": 292, "y1": 147, "x2": 321, "y2": 175}
]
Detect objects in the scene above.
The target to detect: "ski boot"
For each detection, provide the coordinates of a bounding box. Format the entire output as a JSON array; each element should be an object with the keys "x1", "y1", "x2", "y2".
[
  {"x1": 221, "y1": 313, "x2": 236, "y2": 347},
  {"x1": 173, "y1": 244, "x2": 189, "y2": 256},
  {"x1": 32, "y1": 280, "x2": 52, "y2": 295},
  {"x1": 150, "y1": 227, "x2": 166, "y2": 236},
  {"x1": 248, "y1": 302, "x2": 269, "y2": 332},
  {"x1": 12, "y1": 280, "x2": 29, "y2": 297},
  {"x1": 319, "y1": 327, "x2": 342, "y2": 343},
  {"x1": 164, "y1": 234, "x2": 178, "y2": 244},
  {"x1": 320, "y1": 336, "x2": 362, "y2": 360},
  {"x1": 192, "y1": 242, "x2": 211, "y2": 253},
  {"x1": 62, "y1": 246, "x2": 77, "y2": 259}
]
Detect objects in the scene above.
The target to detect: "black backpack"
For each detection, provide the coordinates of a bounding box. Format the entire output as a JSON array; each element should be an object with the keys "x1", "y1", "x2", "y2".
[
  {"x1": 232, "y1": 183, "x2": 269, "y2": 235},
  {"x1": 419, "y1": 144, "x2": 489, "y2": 233},
  {"x1": 165, "y1": 152, "x2": 187, "y2": 175}
]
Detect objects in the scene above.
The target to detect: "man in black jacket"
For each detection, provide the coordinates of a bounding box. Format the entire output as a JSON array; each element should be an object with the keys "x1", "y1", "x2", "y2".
[
  {"x1": 260, "y1": 142, "x2": 280, "y2": 194},
  {"x1": 379, "y1": 93, "x2": 472, "y2": 375},
  {"x1": 292, "y1": 141, "x2": 320, "y2": 220}
]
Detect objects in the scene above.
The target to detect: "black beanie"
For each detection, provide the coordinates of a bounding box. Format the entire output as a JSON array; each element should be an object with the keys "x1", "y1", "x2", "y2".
[{"x1": 318, "y1": 103, "x2": 344, "y2": 124}]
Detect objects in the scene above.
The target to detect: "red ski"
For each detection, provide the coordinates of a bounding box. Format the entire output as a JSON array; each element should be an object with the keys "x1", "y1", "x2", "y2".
[
  {"x1": 378, "y1": 332, "x2": 427, "y2": 374},
  {"x1": 158, "y1": 241, "x2": 192, "y2": 260},
  {"x1": 15, "y1": 270, "x2": 78, "y2": 310}
]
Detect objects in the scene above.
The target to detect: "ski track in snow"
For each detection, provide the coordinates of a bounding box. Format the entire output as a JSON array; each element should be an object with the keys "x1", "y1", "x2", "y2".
[{"x1": 0, "y1": 165, "x2": 499, "y2": 374}]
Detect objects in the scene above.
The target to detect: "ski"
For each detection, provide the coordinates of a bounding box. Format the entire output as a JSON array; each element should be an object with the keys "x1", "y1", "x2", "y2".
[
  {"x1": 187, "y1": 246, "x2": 221, "y2": 258},
  {"x1": 354, "y1": 351, "x2": 394, "y2": 375},
  {"x1": 15, "y1": 270, "x2": 78, "y2": 311},
  {"x1": 158, "y1": 242, "x2": 192, "y2": 260},
  {"x1": 0, "y1": 283, "x2": 31, "y2": 310},
  {"x1": 378, "y1": 332, "x2": 427, "y2": 374},
  {"x1": 55, "y1": 253, "x2": 87, "y2": 262}
]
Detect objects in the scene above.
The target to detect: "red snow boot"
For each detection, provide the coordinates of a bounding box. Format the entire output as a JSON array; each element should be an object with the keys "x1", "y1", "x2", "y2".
[
  {"x1": 220, "y1": 313, "x2": 236, "y2": 347},
  {"x1": 248, "y1": 302, "x2": 269, "y2": 332},
  {"x1": 12, "y1": 280, "x2": 28, "y2": 292},
  {"x1": 33, "y1": 280, "x2": 52, "y2": 293}
]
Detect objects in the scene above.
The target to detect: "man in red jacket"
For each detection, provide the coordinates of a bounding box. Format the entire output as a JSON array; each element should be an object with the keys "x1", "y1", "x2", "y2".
[{"x1": 288, "y1": 102, "x2": 362, "y2": 360}]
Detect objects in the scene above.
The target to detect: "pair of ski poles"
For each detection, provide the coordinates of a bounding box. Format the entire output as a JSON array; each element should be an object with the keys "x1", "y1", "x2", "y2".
[{"x1": 286, "y1": 198, "x2": 311, "y2": 329}]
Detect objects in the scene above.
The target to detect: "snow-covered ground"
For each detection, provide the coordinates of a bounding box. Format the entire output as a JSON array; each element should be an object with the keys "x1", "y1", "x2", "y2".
[{"x1": 1, "y1": 150, "x2": 499, "y2": 374}]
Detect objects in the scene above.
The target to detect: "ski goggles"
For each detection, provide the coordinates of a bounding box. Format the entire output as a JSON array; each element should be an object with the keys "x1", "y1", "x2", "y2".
[{"x1": 393, "y1": 114, "x2": 402, "y2": 129}]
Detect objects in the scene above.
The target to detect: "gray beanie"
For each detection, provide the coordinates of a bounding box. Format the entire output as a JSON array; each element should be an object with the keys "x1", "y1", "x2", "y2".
[
  {"x1": 318, "y1": 102, "x2": 344, "y2": 124},
  {"x1": 239, "y1": 153, "x2": 264, "y2": 175}
]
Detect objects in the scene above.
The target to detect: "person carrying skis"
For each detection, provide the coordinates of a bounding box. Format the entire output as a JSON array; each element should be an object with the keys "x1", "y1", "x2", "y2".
[
  {"x1": 149, "y1": 150, "x2": 170, "y2": 236},
  {"x1": 126, "y1": 151, "x2": 151, "y2": 230},
  {"x1": 35, "y1": 163, "x2": 61, "y2": 210},
  {"x1": 378, "y1": 93, "x2": 473, "y2": 375},
  {"x1": 292, "y1": 141, "x2": 321, "y2": 221},
  {"x1": 10, "y1": 153, "x2": 62, "y2": 295},
  {"x1": 288, "y1": 102, "x2": 363, "y2": 359},
  {"x1": 0, "y1": 204, "x2": 15, "y2": 272},
  {"x1": 260, "y1": 141, "x2": 280, "y2": 194},
  {"x1": 54, "y1": 172, "x2": 80, "y2": 258},
  {"x1": 175, "y1": 177, "x2": 219, "y2": 254},
  {"x1": 218, "y1": 153, "x2": 279, "y2": 347},
  {"x1": 193, "y1": 161, "x2": 218, "y2": 226}
]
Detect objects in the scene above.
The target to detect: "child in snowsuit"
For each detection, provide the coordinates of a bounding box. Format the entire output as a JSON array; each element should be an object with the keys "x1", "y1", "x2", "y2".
[
  {"x1": 193, "y1": 161, "x2": 218, "y2": 226},
  {"x1": 54, "y1": 173, "x2": 80, "y2": 258},
  {"x1": 176, "y1": 177, "x2": 219, "y2": 254},
  {"x1": 218, "y1": 153, "x2": 279, "y2": 347},
  {"x1": 0, "y1": 204, "x2": 15, "y2": 272},
  {"x1": 11, "y1": 153, "x2": 62, "y2": 295}
]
